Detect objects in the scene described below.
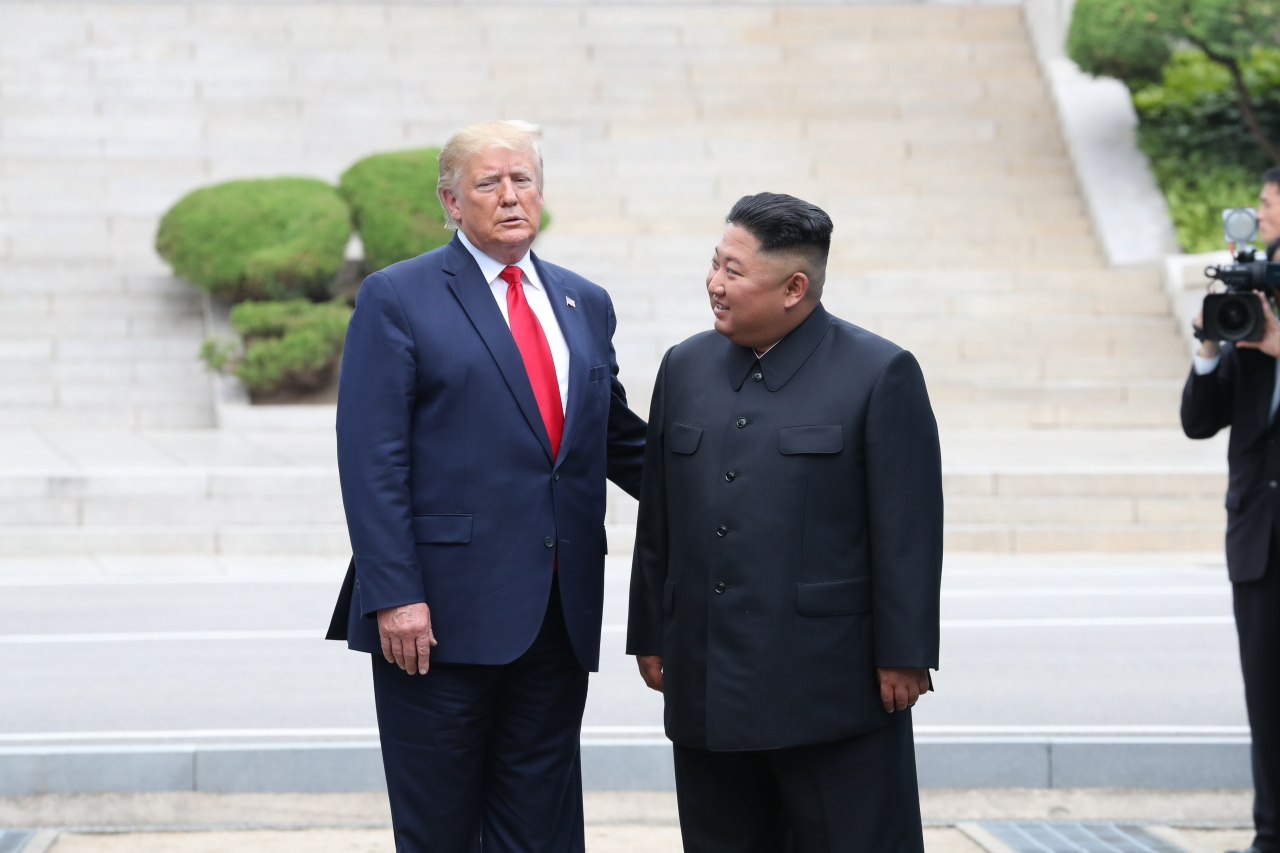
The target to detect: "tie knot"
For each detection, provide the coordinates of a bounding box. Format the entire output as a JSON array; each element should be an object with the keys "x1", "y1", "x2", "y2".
[{"x1": 500, "y1": 266, "x2": 522, "y2": 289}]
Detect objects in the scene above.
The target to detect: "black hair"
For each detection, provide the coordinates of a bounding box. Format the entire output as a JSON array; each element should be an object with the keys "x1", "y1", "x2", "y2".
[
  {"x1": 1264, "y1": 166, "x2": 1280, "y2": 189},
  {"x1": 726, "y1": 192, "x2": 833, "y2": 261}
]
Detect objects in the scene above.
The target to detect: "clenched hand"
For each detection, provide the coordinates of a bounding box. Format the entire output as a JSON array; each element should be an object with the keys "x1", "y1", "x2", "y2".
[
  {"x1": 636, "y1": 655, "x2": 663, "y2": 692},
  {"x1": 877, "y1": 667, "x2": 930, "y2": 713},
  {"x1": 377, "y1": 602, "x2": 437, "y2": 675}
]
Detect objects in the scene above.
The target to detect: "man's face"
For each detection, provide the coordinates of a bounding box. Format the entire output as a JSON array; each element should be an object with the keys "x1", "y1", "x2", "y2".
[
  {"x1": 706, "y1": 224, "x2": 808, "y2": 350},
  {"x1": 1259, "y1": 182, "x2": 1280, "y2": 244},
  {"x1": 441, "y1": 146, "x2": 543, "y2": 263}
]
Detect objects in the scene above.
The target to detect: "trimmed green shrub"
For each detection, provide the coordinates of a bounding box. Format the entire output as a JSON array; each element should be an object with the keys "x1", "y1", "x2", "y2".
[
  {"x1": 157, "y1": 178, "x2": 350, "y2": 302},
  {"x1": 202, "y1": 299, "x2": 352, "y2": 397},
  {"x1": 339, "y1": 149, "x2": 452, "y2": 272},
  {"x1": 1133, "y1": 49, "x2": 1280, "y2": 251}
]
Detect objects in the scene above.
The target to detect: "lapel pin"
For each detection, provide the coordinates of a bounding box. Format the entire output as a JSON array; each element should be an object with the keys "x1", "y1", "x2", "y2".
[{"x1": 566, "y1": 296, "x2": 576, "y2": 308}]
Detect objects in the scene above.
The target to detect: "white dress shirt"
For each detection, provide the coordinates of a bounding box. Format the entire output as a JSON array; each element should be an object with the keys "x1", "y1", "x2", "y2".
[
  {"x1": 1194, "y1": 352, "x2": 1280, "y2": 421},
  {"x1": 457, "y1": 230, "x2": 571, "y2": 415}
]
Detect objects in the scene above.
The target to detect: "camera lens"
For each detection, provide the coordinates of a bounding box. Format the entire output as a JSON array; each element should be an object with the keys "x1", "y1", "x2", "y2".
[{"x1": 1220, "y1": 300, "x2": 1250, "y2": 333}]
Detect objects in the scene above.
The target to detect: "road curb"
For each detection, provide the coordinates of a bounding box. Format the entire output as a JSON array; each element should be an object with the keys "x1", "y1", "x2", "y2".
[{"x1": 0, "y1": 737, "x2": 1251, "y2": 794}]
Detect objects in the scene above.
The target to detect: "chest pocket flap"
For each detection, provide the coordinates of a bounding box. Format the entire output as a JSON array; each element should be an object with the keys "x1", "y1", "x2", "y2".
[
  {"x1": 779, "y1": 425, "x2": 843, "y2": 455},
  {"x1": 669, "y1": 422, "x2": 703, "y2": 454}
]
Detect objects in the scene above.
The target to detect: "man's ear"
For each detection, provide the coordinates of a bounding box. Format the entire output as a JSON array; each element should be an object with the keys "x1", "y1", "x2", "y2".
[
  {"x1": 440, "y1": 188, "x2": 463, "y2": 225},
  {"x1": 782, "y1": 271, "x2": 809, "y2": 309}
]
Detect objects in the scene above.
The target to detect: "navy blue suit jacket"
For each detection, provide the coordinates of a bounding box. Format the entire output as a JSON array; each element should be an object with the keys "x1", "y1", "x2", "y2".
[{"x1": 333, "y1": 235, "x2": 645, "y2": 671}]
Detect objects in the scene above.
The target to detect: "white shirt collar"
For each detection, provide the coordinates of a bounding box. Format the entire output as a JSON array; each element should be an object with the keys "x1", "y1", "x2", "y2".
[{"x1": 456, "y1": 229, "x2": 540, "y2": 289}]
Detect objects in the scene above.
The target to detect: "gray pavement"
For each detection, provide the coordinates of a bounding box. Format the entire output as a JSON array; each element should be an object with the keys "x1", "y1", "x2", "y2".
[{"x1": 0, "y1": 552, "x2": 1244, "y2": 741}]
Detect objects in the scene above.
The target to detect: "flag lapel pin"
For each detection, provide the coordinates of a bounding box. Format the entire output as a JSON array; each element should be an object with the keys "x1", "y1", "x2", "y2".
[{"x1": 566, "y1": 296, "x2": 576, "y2": 308}]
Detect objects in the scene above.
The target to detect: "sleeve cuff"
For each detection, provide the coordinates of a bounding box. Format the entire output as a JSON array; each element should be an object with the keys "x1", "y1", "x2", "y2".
[{"x1": 1193, "y1": 354, "x2": 1221, "y2": 376}]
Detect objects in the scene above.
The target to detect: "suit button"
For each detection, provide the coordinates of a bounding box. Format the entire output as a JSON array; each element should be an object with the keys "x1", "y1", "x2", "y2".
[
  {"x1": 716, "y1": 525, "x2": 728, "y2": 537},
  {"x1": 752, "y1": 372, "x2": 763, "y2": 382},
  {"x1": 544, "y1": 537, "x2": 555, "y2": 548},
  {"x1": 553, "y1": 471, "x2": 560, "y2": 481},
  {"x1": 715, "y1": 582, "x2": 726, "y2": 594},
  {"x1": 736, "y1": 417, "x2": 747, "y2": 428},
  {"x1": 725, "y1": 471, "x2": 736, "y2": 481},
  {"x1": 1271, "y1": 481, "x2": 1278, "y2": 489}
]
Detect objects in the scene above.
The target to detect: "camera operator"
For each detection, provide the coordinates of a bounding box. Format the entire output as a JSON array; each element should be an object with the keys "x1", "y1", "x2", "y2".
[
  {"x1": 1184, "y1": 172, "x2": 1280, "y2": 853},
  {"x1": 1262, "y1": 166, "x2": 1280, "y2": 261}
]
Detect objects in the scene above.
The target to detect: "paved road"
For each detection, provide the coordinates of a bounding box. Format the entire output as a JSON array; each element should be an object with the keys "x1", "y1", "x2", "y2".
[{"x1": 0, "y1": 553, "x2": 1245, "y2": 744}]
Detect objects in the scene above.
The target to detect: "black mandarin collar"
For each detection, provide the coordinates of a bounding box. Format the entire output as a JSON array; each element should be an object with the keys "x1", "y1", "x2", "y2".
[{"x1": 727, "y1": 302, "x2": 833, "y2": 392}]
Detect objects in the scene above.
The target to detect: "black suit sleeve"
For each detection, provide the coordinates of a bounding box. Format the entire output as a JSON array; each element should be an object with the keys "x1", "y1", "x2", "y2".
[
  {"x1": 626, "y1": 348, "x2": 671, "y2": 657},
  {"x1": 1181, "y1": 348, "x2": 1235, "y2": 439},
  {"x1": 864, "y1": 350, "x2": 943, "y2": 670},
  {"x1": 604, "y1": 294, "x2": 647, "y2": 499}
]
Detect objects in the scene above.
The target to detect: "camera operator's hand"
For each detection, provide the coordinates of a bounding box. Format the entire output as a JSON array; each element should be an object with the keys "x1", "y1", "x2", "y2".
[
  {"x1": 1193, "y1": 308, "x2": 1219, "y2": 358},
  {"x1": 1235, "y1": 293, "x2": 1280, "y2": 359}
]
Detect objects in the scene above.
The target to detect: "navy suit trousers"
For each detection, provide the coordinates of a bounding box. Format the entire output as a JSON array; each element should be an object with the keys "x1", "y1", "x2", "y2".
[{"x1": 372, "y1": 577, "x2": 588, "y2": 853}]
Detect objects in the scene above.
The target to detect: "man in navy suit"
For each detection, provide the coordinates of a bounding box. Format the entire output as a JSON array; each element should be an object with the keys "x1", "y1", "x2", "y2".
[{"x1": 331, "y1": 120, "x2": 646, "y2": 853}]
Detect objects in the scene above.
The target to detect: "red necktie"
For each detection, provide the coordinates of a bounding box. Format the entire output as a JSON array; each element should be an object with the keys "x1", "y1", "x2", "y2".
[{"x1": 500, "y1": 266, "x2": 564, "y2": 459}]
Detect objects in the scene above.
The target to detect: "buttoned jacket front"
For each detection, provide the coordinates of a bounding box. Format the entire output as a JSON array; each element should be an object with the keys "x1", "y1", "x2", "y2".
[
  {"x1": 627, "y1": 304, "x2": 944, "y2": 752},
  {"x1": 332, "y1": 235, "x2": 645, "y2": 671}
]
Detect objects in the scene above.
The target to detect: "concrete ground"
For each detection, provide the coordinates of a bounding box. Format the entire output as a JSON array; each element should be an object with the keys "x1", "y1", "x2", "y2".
[
  {"x1": 0, "y1": 551, "x2": 1245, "y2": 739},
  {"x1": 0, "y1": 789, "x2": 1256, "y2": 853}
]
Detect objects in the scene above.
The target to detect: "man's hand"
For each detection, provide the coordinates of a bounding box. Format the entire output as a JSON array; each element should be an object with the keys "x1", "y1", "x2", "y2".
[
  {"x1": 377, "y1": 603, "x2": 437, "y2": 675},
  {"x1": 1235, "y1": 292, "x2": 1280, "y2": 358},
  {"x1": 877, "y1": 667, "x2": 930, "y2": 713},
  {"x1": 636, "y1": 655, "x2": 663, "y2": 692},
  {"x1": 1194, "y1": 308, "x2": 1220, "y2": 359}
]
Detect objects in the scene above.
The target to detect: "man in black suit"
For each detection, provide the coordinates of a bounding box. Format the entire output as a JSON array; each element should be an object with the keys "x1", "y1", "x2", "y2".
[
  {"x1": 627, "y1": 193, "x2": 943, "y2": 853},
  {"x1": 1184, "y1": 263, "x2": 1280, "y2": 853}
]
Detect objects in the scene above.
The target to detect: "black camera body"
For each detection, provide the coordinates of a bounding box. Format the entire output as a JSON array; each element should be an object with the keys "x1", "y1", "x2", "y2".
[{"x1": 1201, "y1": 248, "x2": 1280, "y2": 343}]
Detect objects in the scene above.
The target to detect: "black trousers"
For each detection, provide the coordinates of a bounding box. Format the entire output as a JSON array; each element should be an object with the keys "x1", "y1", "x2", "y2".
[
  {"x1": 371, "y1": 577, "x2": 588, "y2": 853},
  {"x1": 1237, "y1": 545, "x2": 1280, "y2": 853},
  {"x1": 673, "y1": 711, "x2": 925, "y2": 853}
]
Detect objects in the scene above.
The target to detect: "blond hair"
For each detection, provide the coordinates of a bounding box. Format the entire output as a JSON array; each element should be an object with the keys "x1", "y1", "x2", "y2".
[{"x1": 437, "y1": 120, "x2": 543, "y2": 228}]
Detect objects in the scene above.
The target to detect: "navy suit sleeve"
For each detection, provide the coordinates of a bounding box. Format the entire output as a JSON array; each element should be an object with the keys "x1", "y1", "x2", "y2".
[
  {"x1": 336, "y1": 271, "x2": 424, "y2": 617},
  {"x1": 604, "y1": 294, "x2": 646, "y2": 499},
  {"x1": 864, "y1": 349, "x2": 943, "y2": 670},
  {"x1": 626, "y1": 348, "x2": 670, "y2": 657},
  {"x1": 1181, "y1": 348, "x2": 1235, "y2": 439}
]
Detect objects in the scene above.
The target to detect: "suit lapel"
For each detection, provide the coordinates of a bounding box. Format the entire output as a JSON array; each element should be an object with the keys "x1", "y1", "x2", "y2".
[
  {"x1": 534, "y1": 253, "x2": 589, "y2": 466},
  {"x1": 443, "y1": 237, "x2": 554, "y2": 462}
]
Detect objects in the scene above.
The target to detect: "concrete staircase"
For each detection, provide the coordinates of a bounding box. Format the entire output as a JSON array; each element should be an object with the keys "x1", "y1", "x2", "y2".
[
  {"x1": 0, "y1": 266, "x2": 213, "y2": 428},
  {"x1": 0, "y1": 2, "x2": 1221, "y2": 555}
]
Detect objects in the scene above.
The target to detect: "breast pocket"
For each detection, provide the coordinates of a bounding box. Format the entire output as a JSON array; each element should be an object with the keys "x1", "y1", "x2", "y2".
[
  {"x1": 588, "y1": 364, "x2": 609, "y2": 382},
  {"x1": 778, "y1": 425, "x2": 843, "y2": 455},
  {"x1": 668, "y1": 422, "x2": 703, "y2": 455}
]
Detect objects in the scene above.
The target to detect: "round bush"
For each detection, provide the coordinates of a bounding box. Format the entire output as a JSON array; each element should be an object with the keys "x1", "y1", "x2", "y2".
[
  {"x1": 339, "y1": 148, "x2": 453, "y2": 272},
  {"x1": 156, "y1": 177, "x2": 350, "y2": 302},
  {"x1": 220, "y1": 299, "x2": 352, "y2": 396}
]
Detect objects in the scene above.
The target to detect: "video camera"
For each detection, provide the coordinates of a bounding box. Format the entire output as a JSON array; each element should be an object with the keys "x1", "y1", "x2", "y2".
[{"x1": 1199, "y1": 208, "x2": 1280, "y2": 343}]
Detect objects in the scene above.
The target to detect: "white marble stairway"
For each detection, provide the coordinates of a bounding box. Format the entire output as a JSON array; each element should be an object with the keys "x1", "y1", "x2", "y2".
[{"x1": 0, "y1": 1, "x2": 1223, "y2": 555}]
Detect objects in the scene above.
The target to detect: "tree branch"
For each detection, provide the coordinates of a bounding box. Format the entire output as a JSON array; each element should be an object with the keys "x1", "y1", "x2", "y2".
[{"x1": 1186, "y1": 35, "x2": 1280, "y2": 166}]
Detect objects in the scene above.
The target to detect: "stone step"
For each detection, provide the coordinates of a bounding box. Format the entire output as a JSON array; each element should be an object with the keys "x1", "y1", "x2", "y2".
[
  {"x1": 944, "y1": 523, "x2": 1223, "y2": 553},
  {"x1": 0, "y1": 525, "x2": 350, "y2": 555},
  {"x1": 0, "y1": 403, "x2": 213, "y2": 428},
  {"x1": 933, "y1": 401, "x2": 1181, "y2": 429}
]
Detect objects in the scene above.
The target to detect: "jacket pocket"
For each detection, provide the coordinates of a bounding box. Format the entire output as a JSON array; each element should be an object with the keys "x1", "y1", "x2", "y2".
[
  {"x1": 589, "y1": 364, "x2": 609, "y2": 381},
  {"x1": 796, "y1": 577, "x2": 870, "y2": 616},
  {"x1": 779, "y1": 425, "x2": 843, "y2": 455},
  {"x1": 1225, "y1": 491, "x2": 1241, "y2": 511},
  {"x1": 412, "y1": 514, "x2": 473, "y2": 544},
  {"x1": 668, "y1": 422, "x2": 703, "y2": 455},
  {"x1": 663, "y1": 578, "x2": 676, "y2": 614}
]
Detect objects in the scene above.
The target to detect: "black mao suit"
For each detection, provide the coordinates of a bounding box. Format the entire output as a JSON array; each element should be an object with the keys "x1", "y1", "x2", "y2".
[
  {"x1": 1183, "y1": 345, "x2": 1280, "y2": 853},
  {"x1": 628, "y1": 304, "x2": 943, "y2": 852}
]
